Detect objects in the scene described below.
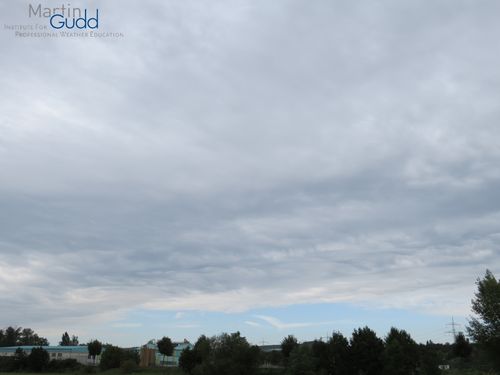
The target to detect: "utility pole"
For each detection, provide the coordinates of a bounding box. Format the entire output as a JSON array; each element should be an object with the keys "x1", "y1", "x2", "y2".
[{"x1": 446, "y1": 317, "x2": 461, "y2": 340}]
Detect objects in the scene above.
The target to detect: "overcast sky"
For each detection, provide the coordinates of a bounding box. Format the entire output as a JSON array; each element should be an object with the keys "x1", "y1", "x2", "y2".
[{"x1": 1, "y1": 0, "x2": 500, "y2": 346}]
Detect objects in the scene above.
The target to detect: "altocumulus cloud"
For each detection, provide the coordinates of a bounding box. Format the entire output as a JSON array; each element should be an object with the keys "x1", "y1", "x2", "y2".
[{"x1": 1, "y1": 0, "x2": 500, "y2": 340}]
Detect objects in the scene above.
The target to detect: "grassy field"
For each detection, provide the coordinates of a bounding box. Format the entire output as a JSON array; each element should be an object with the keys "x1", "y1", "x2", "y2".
[
  {"x1": 1, "y1": 367, "x2": 497, "y2": 375},
  {"x1": 447, "y1": 370, "x2": 497, "y2": 375},
  {"x1": 0, "y1": 369, "x2": 185, "y2": 375}
]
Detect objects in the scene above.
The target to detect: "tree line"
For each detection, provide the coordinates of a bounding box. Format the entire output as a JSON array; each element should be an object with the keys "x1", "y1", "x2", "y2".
[
  {"x1": 176, "y1": 328, "x2": 472, "y2": 375},
  {"x1": 0, "y1": 269, "x2": 498, "y2": 374},
  {"x1": 0, "y1": 329, "x2": 80, "y2": 347},
  {"x1": 0, "y1": 327, "x2": 48, "y2": 347},
  {"x1": 176, "y1": 269, "x2": 499, "y2": 375}
]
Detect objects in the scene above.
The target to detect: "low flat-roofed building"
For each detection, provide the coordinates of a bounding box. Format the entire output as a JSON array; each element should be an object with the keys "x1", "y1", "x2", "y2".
[{"x1": 0, "y1": 346, "x2": 98, "y2": 365}]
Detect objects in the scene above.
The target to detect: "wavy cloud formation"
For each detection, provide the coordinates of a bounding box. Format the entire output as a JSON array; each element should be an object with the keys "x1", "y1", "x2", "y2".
[{"x1": 0, "y1": 0, "x2": 499, "y2": 343}]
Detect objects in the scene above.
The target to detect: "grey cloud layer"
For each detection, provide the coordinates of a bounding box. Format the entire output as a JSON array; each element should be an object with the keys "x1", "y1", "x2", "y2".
[{"x1": 1, "y1": 0, "x2": 500, "y2": 327}]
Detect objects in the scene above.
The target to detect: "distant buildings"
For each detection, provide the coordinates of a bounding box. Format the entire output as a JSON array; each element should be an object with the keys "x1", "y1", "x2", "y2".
[
  {"x1": 139, "y1": 339, "x2": 193, "y2": 367},
  {"x1": 0, "y1": 346, "x2": 96, "y2": 365},
  {"x1": 258, "y1": 344, "x2": 281, "y2": 352},
  {"x1": 0, "y1": 340, "x2": 194, "y2": 368}
]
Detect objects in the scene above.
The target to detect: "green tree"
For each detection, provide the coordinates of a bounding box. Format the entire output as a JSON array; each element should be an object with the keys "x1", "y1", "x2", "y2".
[
  {"x1": 418, "y1": 342, "x2": 440, "y2": 375},
  {"x1": 0, "y1": 326, "x2": 48, "y2": 347},
  {"x1": 99, "y1": 345, "x2": 138, "y2": 370},
  {"x1": 205, "y1": 332, "x2": 259, "y2": 375},
  {"x1": 189, "y1": 332, "x2": 258, "y2": 375},
  {"x1": 19, "y1": 328, "x2": 49, "y2": 346},
  {"x1": 467, "y1": 270, "x2": 500, "y2": 369},
  {"x1": 60, "y1": 332, "x2": 71, "y2": 346},
  {"x1": 14, "y1": 347, "x2": 28, "y2": 370},
  {"x1": 179, "y1": 335, "x2": 212, "y2": 374},
  {"x1": 453, "y1": 332, "x2": 472, "y2": 359},
  {"x1": 311, "y1": 332, "x2": 351, "y2": 375},
  {"x1": 88, "y1": 340, "x2": 103, "y2": 364},
  {"x1": 311, "y1": 340, "x2": 330, "y2": 373},
  {"x1": 5, "y1": 327, "x2": 21, "y2": 346},
  {"x1": 179, "y1": 348, "x2": 198, "y2": 374},
  {"x1": 157, "y1": 337, "x2": 174, "y2": 365},
  {"x1": 350, "y1": 327, "x2": 384, "y2": 375},
  {"x1": 329, "y1": 332, "x2": 351, "y2": 375},
  {"x1": 27, "y1": 347, "x2": 50, "y2": 372},
  {"x1": 281, "y1": 335, "x2": 299, "y2": 361},
  {"x1": 383, "y1": 327, "x2": 418, "y2": 375},
  {"x1": 286, "y1": 345, "x2": 316, "y2": 375},
  {"x1": 194, "y1": 335, "x2": 211, "y2": 363},
  {"x1": 100, "y1": 346, "x2": 123, "y2": 370},
  {"x1": 59, "y1": 332, "x2": 78, "y2": 346}
]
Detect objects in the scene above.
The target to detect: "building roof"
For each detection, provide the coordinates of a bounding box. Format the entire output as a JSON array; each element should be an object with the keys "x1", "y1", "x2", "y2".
[
  {"x1": 143, "y1": 340, "x2": 193, "y2": 351},
  {"x1": 259, "y1": 344, "x2": 281, "y2": 352},
  {"x1": 173, "y1": 343, "x2": 192, "y2": 352}
]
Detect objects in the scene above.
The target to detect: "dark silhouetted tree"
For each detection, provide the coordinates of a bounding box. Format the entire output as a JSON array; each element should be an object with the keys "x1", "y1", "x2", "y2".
[
  {"x1": 179, "y1": 347, "x2": 198, "y2": 374},
  {"x1": 28, "y1": 347, "x2": 49, "y2": 372},
  {"x1": 0, "y1": 327, "x2": 48, "y2": 347},
  {"x1": 350, "y1": 327, "x2": 384, "y2": 375},
  {"x1": 329, "y1": 332, "x2": 351, "y2": 375},
  {"x1": 383, "y1": 327, "x2": 419, "y2": 375},
  {"x1": 5, "y1": 327, "x2": 21, "y2": 346},
  {"x1": 200, "y1": 332, "x2": 259, "y2": 375},
  {"x1": 99, "y1": 345, "x2": 138, "y2": 370},
  {"x1": 286, "y1": 345, "x2": 315, "y2": 375},
  {"x1": 312, "y1": 332, "x2": 351, "y2": 375},
  {"x1": 100, "y1": 346, "x2": 123, "y2": 370},
  {"x1": 467, "y1": 270, "x2": 500, "y2": 369},
  {"x1": 157, "y1": 337, "x2": 174, "y2": 365},
  {"x1": 14, "y1": 347, "x2": 28, "y2": 370},
  {"x1": 194, "y1": 334, "x2": 211, "y2": 363},
  {"x1": 179, "y1": 334, "x2": 212, "y2": 374},
  {"x1": 281, "y1": 335, "x2": 299, "y2": 361},
  {"x1": 60, "y1": 332, "x2": 78, "y2": 346},
  {"x1": 311, "y1": 340, "x2": 330, "y2": 373},
  {"x1": 418, "y1": 342, "x2": 440, "y2": 375},
  {"x1": 60, "y1": 332, "x2": 71, "y2": 346},
  {"x1": 88, "y1": 340, "x2": 103, "y2": 364},
  {"x1": 453, "y1": 332, "x2": 472, "y2": 359},
  {"x1": 19, "y1": 328, "x2": 48, "y2": 346}
]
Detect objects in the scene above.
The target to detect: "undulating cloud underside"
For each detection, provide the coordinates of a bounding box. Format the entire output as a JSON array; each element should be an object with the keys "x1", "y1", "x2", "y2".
[{"x1": 0, "y1": 0, "x2": 499, "y2": 337}]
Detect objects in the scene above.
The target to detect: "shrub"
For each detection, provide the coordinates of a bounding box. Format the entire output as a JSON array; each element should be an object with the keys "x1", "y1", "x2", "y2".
[
  {"x1": 120, "y1": 359, "x2": 138, "y2": 374},
  {"x1": 100, "y1": 346, "x2": 123, "y2": 370},
  {"x1": 0, "y1": 356, "x2": 17, "y2": 372},
  {"x1": 100, "y1": 345, "x2": 140, "y2": 370},
  {"x1": 47, "y1": 358, "x2": 82, "y2": 372},
  {"x1": 27, "y1": 347, "x2": 50, "y2": 372},
  {"x1": 81, "y1": 364, "x2": 97, "y2": 374}
]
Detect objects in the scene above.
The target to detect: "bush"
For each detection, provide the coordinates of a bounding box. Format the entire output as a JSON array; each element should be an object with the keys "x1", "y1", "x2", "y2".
[
  {"x1": 100, "y1": 345, "x2": 140, "y2": 370},
  {"x1": 81, "y1": 365, "x2": 97, "y2": 374},
  {"x1": 120, "y1": 359, "x2": 138, "y2": 374},
  {"x1": 179, "y1": 348, "x2": 198, "y2": 374},
  {"x1": 286, "y1": 346, "x2": 316, "y2": 375},
  {"x1": 0, "y1": 348, "x2": 29, "y2": 372},
  {"x1": 0, "y1": 356, "x2": 17, "y2": 372},
  {"x1": 186, "y1": 332, "x2": 259, "y2": 375},
  {"x1": 47, "y1": 358, "x2": 82, "y2": 372},
  {"x1": 27, "y1": 347, "x2": 50, "y2": 372},
  {"x1": 100, "y1": 346, "x2": 123, "y2": 370}
]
